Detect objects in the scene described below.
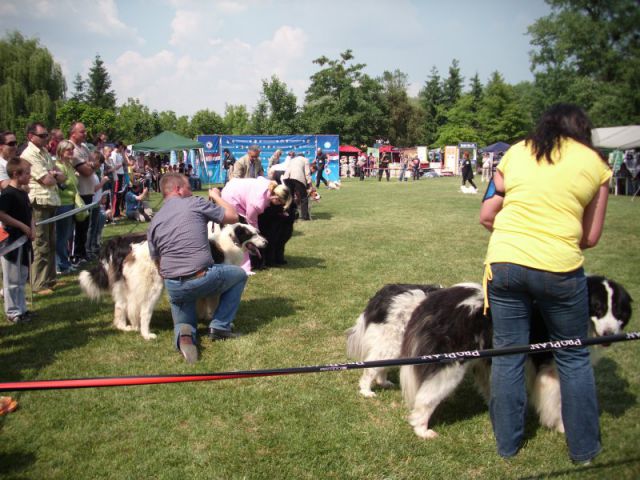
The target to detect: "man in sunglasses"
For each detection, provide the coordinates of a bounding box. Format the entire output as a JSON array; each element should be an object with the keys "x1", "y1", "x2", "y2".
[
  {"x1": 20, "y1": 122, "x2": 65, "y2": 295},
  {"x1": 0, "y1": 131, "x2": 18, "y2": 191}
]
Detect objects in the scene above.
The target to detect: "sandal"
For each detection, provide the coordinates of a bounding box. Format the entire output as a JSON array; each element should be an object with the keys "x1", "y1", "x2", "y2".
[{"x1": 0, "y1": 396, "x2": 18, "y2": 415}]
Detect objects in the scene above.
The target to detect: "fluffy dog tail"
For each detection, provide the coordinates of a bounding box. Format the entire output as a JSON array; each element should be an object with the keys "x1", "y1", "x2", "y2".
[
  {"x1": 79, "y1": 263, "x2": 110, "y2": 301},
  {"x1": 400, "y1": 365, "x2": 420, "y2": 409},
  {"x1": 346, "y1": 313, "x2": 367, "y2": 360}
]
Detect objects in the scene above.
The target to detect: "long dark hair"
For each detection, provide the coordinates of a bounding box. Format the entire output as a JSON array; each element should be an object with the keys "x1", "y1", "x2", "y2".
[{"x1": 525, "y1": 103, "x2": 605, "y2": 164}]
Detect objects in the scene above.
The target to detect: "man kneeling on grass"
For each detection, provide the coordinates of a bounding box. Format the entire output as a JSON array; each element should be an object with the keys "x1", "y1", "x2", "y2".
[{"x1": 147, "y1": 173, "x2": 246, "y2": 363}]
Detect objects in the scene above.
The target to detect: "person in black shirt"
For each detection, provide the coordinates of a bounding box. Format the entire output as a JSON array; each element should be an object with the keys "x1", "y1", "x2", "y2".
[
  {"x1": 378, "y1": 155, "x2": 390, "y2": 181},
  {"x1": 315, "y1": 148, "x2": 329, "y2": 188},
  {"x1": 461, "y1": 152, "x2": 477, "y2": 189},
  {"x1": 0, "y1": 158, "x2": 35, "y2": 323}
]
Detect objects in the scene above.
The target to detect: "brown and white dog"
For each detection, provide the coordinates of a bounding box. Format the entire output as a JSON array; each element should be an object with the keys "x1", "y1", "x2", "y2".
[{"x1": 79, "y1": 223, "x2": 266, "y2": 340}]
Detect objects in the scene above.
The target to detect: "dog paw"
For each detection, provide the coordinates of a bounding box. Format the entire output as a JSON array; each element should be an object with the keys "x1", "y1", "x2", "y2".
[
  {"x1": 115, "y1": 324, "x2": 135, "y2": 332},
  {"x1": 555, "y1": 423, "x2": 565, "y2": 434},
  {"x1": 414, "y1": 426, "x2": 438, "y2": 439},
  {"x1": 360, "y1": 390, "x2": 377, "y2": 398},
  {"x1": 376, "y1": 380, "x2": 395, "y2": 389},
  {"x1": 143, "y1": 333, "x2": 157, "y2": 340}
]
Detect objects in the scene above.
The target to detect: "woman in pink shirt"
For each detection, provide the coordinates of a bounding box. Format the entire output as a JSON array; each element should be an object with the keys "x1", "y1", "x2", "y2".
[{"x1": 222, "y1": 176, "x2": 291, "y2": 273}]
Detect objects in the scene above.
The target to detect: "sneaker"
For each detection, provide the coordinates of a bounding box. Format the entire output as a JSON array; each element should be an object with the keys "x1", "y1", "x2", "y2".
[
  {"x1": 178, "y1": 325, "x2": 198, "y2": 364},
  {"x1": 208, "y1": 328, "x2": 243, "y2": 341},
  {"x1": 6, "y1": 314, "x2": 23, "y2": 324}
]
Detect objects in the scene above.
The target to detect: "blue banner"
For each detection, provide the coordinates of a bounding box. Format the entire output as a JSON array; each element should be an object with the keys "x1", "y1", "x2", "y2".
[
  {"x1": 198, "y1": 135, "x2": 222, "y2": 183},
  {"x1": 197, "y1": 134, "x2": 341, "y2": 183}
]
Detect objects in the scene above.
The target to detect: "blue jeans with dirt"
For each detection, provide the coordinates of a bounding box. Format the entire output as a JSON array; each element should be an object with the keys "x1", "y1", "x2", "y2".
[
  {"x1": 488, "y1": 263, "x2": 600, "y2": 462},
  {"x1": 164, "y1": 264, "x2": 247, "y2": 348}
]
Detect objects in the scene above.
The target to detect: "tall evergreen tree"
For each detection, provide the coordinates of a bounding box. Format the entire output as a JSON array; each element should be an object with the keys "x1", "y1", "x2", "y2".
[
  {"x1": 70, "y1": 73, "x2": 86, "y2": 102},
  {"x1": 418, "y1": 67, "x2": 443, "y2": 145},
  {"x1": 442, "y1": 59, "x2": 463, "y2": 110},
  {"x1": 468, "y1": 73, "x2": 484, "y2": 130},
  {"x1": 380, "y1": 69, "x2": 424, "y2": 146},
  {"x1": 85, "y1": 54, "x2": 116, "y2": 110}
]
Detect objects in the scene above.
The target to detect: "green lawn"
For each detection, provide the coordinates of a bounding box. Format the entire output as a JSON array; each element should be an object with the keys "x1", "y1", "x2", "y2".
[{"x1": 1, "y1": 177, "x2": 638, "y2": 479}]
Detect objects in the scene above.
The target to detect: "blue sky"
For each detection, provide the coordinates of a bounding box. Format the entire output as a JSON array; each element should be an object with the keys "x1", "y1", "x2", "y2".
[{"x1": 0, "y1": 0, "x2": 552, "y2": 116}]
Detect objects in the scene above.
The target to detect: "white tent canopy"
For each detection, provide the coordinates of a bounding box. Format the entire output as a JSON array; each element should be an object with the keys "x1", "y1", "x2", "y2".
[{"x1": 592, "y1": 126, "x2": 640, "y2": 149}]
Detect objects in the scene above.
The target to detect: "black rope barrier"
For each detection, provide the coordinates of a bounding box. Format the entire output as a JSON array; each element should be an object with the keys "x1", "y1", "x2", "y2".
[{"x1": 0, "y1": 331, "x2": 638, "y2": 392}]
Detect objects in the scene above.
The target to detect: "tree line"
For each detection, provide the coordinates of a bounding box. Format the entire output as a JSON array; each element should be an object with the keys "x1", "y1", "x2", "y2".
[{"x1": 0, "y1": 0, "x2": 638, "y2": 148}]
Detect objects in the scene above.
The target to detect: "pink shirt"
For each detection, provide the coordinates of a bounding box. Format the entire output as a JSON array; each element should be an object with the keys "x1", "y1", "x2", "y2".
[{"x1": 221, "y1": 177, "x2": 272, "y2": 227}]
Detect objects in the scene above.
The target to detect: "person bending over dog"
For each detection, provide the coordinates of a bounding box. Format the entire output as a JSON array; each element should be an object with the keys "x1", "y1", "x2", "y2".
[
  {"x1": 147, "y1": 173, "x2": 246, "y2": 363},
  {"x1": 221, "y1": 176, "x2": 291, "y2": 273}
]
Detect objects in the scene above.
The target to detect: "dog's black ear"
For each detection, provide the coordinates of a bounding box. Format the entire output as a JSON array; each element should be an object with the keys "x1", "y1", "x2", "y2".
[{"x1": 233, "y1": 224, "x2": 252, "y2": 245}]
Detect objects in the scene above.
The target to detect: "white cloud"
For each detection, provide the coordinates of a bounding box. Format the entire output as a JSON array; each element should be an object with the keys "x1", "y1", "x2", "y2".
[
  {"x1": 169, "y1": 10, "x2": 205, "y2": 46},
  {"x1": 216, "y1": 1, "x2": 248, "y2": 14},
  {"x1": 110, "y1": 25, "x2": 308, "y2": 116},
  {"x1": 0, "y1": 0, "x2": 143, "y2": 43}
]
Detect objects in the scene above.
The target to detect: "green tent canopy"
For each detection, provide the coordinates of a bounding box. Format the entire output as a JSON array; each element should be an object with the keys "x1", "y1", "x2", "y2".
[{"x1": 131, "y1": 131, "x2": 204, "y2": 152}]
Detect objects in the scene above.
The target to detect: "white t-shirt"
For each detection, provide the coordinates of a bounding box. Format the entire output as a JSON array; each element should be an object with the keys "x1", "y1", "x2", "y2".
[
  {"x1": 0, "y1": 156, "x2": 8, "y2": 182},
  {"x1": 111, "y1": 151, "x2": 124, "y2": 175}
]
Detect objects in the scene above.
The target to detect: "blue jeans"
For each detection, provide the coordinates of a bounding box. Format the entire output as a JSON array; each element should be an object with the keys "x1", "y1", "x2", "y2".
[
  {"x1": 398, "y1": 164, "x2": 407, "y2": 181},
  {"x1": 55, "y1": 204, "x2": 75, "y2": 272},
  {"x1": 164, "y1": 264, "x2": 247, "y2": 348},
  {"x1": 86, "y1": 205, "x2": 102, "y2": 256},
  {"x1": 488, "y1": 263, "x2": 600, "y2": 461}
]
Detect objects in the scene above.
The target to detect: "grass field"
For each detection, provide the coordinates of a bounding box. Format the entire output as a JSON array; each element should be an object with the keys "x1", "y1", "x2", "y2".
[{"x1": 0, "y1": 177, "x2": 638, "y2": 479}]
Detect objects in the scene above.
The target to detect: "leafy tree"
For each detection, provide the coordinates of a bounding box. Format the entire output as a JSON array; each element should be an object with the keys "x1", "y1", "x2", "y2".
[
  {"x1": 442, "y1": 59, "x2": 463, "y2": 110},
  {"x1": 434, "y1": 95, "x2": 482, "y2": 146},
  {"x1": 302, "y1": 50, "x2": 387, "y2": 145},
  {"x1": 477, "y1": 72, "x2": 529, "y2": 144},
  {"x1": 0, "y1": 31, "x2": 65, "y2": 136},
  {"x1": 175, "y1": 115, "x2": 191, "y2": 137},
  {"x1": 157, "y1": 110, "x2": 179, "y2": 132},
  {"x1": 418, "y1": 67, "x2": 444, "y2": 145},
  {"x1": 222, "y1": 104, "x2": 251, "y2": 134},
  {"x1": 56, "y1": 100, "x2": 116, "y2": 142},
  {"x1": 113, "y1": 98, "x2": 161, "y2": 144},
  {"x1": 528, "y1": 0, "x2": 640, "y2": 124},
  {"x1": 190, "y1": 109, "x2": 224, "y2": 136},
  {"x1": 380, "y1": 69, "x2": 425, "y2": 146},
  {"x1": 258, "y1": 76, "x2": 299, "y2": 134},
  {"x1": 85, "y1": 54, "x2": 116, "y2": 110}
]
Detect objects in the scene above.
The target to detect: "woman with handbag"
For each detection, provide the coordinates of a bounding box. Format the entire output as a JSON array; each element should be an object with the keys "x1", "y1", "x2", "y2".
[{"x1": 54, "y1": 140, "x2": 80, "y2": 274}]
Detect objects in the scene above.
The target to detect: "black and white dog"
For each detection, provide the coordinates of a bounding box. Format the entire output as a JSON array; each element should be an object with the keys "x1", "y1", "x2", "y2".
[
  {"x1": 346, "y1": 276, "x2": 632, "y2": 439},
  {"x1": 79, "y1": 223, "x2": 266, "y2": 340}
]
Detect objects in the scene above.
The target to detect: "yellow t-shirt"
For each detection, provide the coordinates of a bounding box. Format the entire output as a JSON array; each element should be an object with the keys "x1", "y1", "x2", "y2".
[{"x1": 485, "y1": 138, "x2": 611, "y2": 273}]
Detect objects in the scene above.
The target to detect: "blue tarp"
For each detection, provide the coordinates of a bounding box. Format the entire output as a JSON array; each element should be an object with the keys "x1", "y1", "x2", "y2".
[
  {"x1": 197, "y1": 134, "x2": 340, "y2": 184},
  {"x1": 482, "y1": 142, "x2": 511, "y2": 153}
]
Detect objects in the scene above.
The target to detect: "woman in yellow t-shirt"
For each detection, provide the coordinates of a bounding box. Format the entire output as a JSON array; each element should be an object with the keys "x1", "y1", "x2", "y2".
[{"x1": 479, "y1": 104, "x2": 610, "y2": 464}]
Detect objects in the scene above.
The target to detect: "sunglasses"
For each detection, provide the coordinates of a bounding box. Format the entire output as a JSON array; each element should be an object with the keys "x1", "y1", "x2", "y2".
[
  {"x1": 33, "y1": 133, "x2": 49, "y2": 139},
  {"x1": 2, "y1": 141, "x2": 17, "y2": 147}
]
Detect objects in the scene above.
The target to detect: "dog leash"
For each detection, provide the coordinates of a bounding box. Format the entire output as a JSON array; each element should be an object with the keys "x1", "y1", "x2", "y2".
[{"x1": 0, "y1": 331, "x2": 638, "y2": 392}]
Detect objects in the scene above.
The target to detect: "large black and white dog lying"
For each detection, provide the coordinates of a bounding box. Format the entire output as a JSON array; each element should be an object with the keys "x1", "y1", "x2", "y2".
[
  {"x1": 79, "y1": 223, "x2": 266, "y2": 340},
  {"x1": 346, "y1": 276, "x2": 632, "y2": 439}
]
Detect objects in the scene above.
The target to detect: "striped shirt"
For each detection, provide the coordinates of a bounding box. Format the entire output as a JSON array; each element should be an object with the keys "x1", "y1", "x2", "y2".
[{"x1": 147, "y1": 195, "x2": 224, "y2": 278}]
